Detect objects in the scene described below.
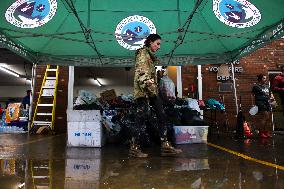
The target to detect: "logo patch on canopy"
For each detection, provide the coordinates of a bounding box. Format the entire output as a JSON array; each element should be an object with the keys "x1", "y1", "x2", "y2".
[
  {"x1": 5, "y1": 0, "x2": 57, "y2": 28},
  {"x1": 213, "y1": 0, "x2": 261, "y2": 28},
  {"x1": 115, "y1": 15, "x2": 156, "y2": 50}
]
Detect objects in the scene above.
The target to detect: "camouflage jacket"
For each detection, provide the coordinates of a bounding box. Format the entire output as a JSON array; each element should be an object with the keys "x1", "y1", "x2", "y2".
[{"x1": 134, "y1": 47, "x2": 158, "y2": 99}]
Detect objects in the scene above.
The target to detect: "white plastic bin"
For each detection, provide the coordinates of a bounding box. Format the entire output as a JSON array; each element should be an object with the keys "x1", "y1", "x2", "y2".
[
  {"x1": 67, "y1": 121, "x2": 104, "y2": 147},
  {"x1": 67, "y1": 110, "x2": 101, "y2": 122},
  {"x1": 174, "y1": 125, "x2": 209, "y2": 144}
]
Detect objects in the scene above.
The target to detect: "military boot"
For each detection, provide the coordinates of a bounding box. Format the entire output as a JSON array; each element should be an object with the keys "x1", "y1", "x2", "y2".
[
  {"x1": 129, "y1": 143, "x2": 148, "y2": 158},
  {"x1": 161, "y1": 140, "x2": 182, "y2": 156}
]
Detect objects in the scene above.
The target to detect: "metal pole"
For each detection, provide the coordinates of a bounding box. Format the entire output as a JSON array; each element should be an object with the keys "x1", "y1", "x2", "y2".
[
  {"x1": 177, "y1": 66, "x2": 182, "y2": 98},
  {"x1": 231, "y1": 63, "x2": 239, "y2": 115},
  {"x1": 68, "y1": 66, "x2": 74, "y2": 110},
  {"x1": 197, "y1": 65, "x2": 203, "y2": 118},
  {"x1": 28, "y1": 64, "x2": 36, "y2": 133}
]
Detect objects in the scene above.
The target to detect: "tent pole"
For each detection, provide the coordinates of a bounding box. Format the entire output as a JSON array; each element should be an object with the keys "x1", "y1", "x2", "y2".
[
  {"x1": 177, "y1": 66, "x2": 183, "y2": 98},
  {"x1": 231, "y1": 63, "x2": 239, "y2": 115},
  {"x1": 68, "y1": 66, "x2": 74, "y2": 110},
  {"x1": 28, "y1": 63, "x2": 36, "y2": 133},
  {"x1": 197, "y1": 65, "x2": 203, "y2": 118}
]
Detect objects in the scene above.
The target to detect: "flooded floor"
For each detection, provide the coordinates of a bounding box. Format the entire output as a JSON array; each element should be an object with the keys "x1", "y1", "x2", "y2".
[{"x1": 0, "y1": 133, "x2": 284, "y2": 189}]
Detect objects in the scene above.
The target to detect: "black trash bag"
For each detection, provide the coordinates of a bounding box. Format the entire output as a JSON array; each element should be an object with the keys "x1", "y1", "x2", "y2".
[
  {"x1": 175, "y1": 97, "x2": 187, "y2": 106},
  {"x1": 180, "y1": 108, "x2": 207, "y2": 126},
  {"x1": 235, "y1": 110, "x2": 245, "y2": 139},
  {"x1": 164, "y1": 103, "x2": 181, "y2": 125}
]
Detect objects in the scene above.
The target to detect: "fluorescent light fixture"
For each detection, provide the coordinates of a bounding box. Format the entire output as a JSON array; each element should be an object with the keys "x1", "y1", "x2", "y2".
[
  {"x1": 94, "y1": 78, "x2": 102, "y2": 87},
  {"x1": 0, "y1": 66, "x2": 20, "y2": 77},
  {"x1": 0, "y1": 63, "x2": 7, "y2": 67},
  {"x1": 26, "y1": 78, "x2": 31, "y2": 83}
]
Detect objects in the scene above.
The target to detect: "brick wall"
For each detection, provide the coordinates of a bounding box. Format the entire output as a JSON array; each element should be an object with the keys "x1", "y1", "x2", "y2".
[
  {"x1": 182, "y1": 39, "x2": 284, "y2": 131},
  {"x1": 32, "y1": 65, "x2": 69, "y2": 133}
]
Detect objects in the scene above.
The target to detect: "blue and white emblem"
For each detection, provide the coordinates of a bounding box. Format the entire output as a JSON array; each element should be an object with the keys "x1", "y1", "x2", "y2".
[
  {"x1": 115, "y1": 15, "x2": 156, "y2": 50},
  {"x1": 213, "y1": 0, "x2": 261, "y2": 28},
  {"x1": 5, "y1": 0, "x2": 57, "y2": 28}
]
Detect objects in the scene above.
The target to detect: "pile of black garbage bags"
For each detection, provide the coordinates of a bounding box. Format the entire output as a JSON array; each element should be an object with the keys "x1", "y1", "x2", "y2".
[{"x1": 103, "y1": 97, "x2": 207, "y2": 146}]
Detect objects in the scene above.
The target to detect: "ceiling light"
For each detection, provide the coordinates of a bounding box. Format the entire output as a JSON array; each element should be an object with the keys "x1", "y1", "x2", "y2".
[
  {"x1": 0, "y1": 66, "x2": 20, "y2": 77},
  {"x1": 0, "y1": 63, "x2": 8, "y2": 67}
]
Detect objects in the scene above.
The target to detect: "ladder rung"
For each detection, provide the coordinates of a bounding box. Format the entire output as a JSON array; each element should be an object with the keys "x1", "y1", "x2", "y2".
[
  {"x1": 34, "y1": 166, "x2": 49, "y2": 169},
  {"x1": 33, "y1": 121, "x2": 51, "y2": 125},
  {"x1": 36, "y1": 186, "x2": 49, "y2": 189},
  {"x1": 32, "y1": 176, "x2": 49, "y2": 179},
  {"x1": 38, "y1": 104, "x2": 53, "y2": 107},
  {"x1": 46, "y1": 77, "x2": 56, "y2": 80},
  {"x1": 46, "y1": 69, "x2": 57, "y2": 71},
  {"x1": 41, "y1": 95, "x2": 54, "y2": 97},
  {"x1": 37, "y1": 113, "x2": 52, "y2": 116},
  {"x1": 42, "y1": 86, "x2": 55, "y2": 89}
]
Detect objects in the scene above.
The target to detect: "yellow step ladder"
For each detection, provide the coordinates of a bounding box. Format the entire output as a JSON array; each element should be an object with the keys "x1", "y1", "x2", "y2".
[
  {"x1": 31, "y1": 65, "x2": 59, "y2": 133},
  {"x1": 30, "y1": 160, "x2": 53, "y2": 189}
]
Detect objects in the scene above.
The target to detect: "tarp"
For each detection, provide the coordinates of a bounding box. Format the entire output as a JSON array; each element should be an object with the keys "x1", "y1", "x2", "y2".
[{"x1": 0, "y1": 0, "x2": 283, "y2": 66}]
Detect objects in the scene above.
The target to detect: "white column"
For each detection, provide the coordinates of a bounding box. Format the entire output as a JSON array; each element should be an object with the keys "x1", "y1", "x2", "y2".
[
  {"x1": 68, "y1": 66, "x2": 74, "y2": 110},
  {"x1": 231, "y1": 63, "x2": 239, "y2": 115},
  {"x1": 177, "y1": 66, "x2": 182, "y2": 98},
  {"x1": 197, "y1": 65, "x2": 203, "y2": 118},
  {"x1": 28, "y1": 64, "x2": 36, "y2": 133}
]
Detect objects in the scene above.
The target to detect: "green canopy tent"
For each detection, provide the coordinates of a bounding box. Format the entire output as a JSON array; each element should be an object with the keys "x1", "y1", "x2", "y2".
[{"x1": 0, "y1": 0, "x2": 283, "y2": 66}]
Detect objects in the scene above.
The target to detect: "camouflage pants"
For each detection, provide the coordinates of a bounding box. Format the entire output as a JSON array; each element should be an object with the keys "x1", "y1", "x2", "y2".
[{"x1": 132, "y1": 96, "x2": 167, "y2": 143}]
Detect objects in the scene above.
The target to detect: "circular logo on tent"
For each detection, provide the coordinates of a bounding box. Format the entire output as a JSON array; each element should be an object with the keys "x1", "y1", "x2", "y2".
[
  {"x1": 213, "y1": 0, "x2": 261, "y2": 28},
  {"x1": 115, "y1": 15, "x2": 156, "y2": 50},
  {"x1": 5, "y1": 0, "x2": 57, "y2": 28}
]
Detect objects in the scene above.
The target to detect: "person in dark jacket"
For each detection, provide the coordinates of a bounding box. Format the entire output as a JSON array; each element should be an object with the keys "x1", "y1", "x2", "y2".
[
  {"x1": 130, "y1": 34, "x2": 182, "y2": 157},
  {"x1": 22, "y1": 90, "x2": 31, "y2": 109},
  {"x1": 252, "y1": 74, "x2": 274, "y2": 138}
]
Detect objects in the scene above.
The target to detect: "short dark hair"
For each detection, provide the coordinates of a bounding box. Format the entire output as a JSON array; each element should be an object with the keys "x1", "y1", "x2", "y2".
[
  {"x1": 26, "y1": 90, "x2": 31, "y2": 94},
  {"x1": 257, "y1": 74, "x2": 265, "y2": 82},
  {"x1": 144, "y1": 34, "x2": 161, "y2": 47}
]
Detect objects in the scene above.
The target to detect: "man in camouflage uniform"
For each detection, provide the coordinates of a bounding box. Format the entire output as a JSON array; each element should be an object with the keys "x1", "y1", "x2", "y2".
[{"x1": 130, "y1": 34, "x2": 182, "y2": 157}]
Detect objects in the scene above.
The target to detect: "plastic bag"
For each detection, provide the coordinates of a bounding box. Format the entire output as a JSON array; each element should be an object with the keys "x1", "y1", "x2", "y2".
[
  {"x1": 249, "y1": 105, "x2": 258, "y2": 115},
  {"x1": 159, "y1": 75, "x2": 176, "y2": 100},
  {"x1": 75, "y1": 90, "x2": 97, "y2": 105}
]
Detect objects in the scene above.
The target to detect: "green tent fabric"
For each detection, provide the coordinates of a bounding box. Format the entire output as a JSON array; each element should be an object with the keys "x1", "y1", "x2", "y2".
[{"x1": 0, "y1": 0, "x2": 283, "y2": 66}]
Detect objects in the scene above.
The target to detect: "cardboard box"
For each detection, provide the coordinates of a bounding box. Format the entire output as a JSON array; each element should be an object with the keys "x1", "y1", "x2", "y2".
[
  {"x1": 67, "y1": 121, "x2": 104, "y2": 147},
  {"x1": 174, "y1": 126, "x2": 208, "y2": 144},
  {"x1": 67, "y1": 110, "x2": 101, "y2": 122},
  {"x1": 100, "y1": 89, "x2": 117, "y2": 101}
]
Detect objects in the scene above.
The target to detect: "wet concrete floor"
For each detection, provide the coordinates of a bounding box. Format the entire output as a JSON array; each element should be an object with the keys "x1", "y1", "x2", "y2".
[{"x1": 0, "y1": 133, "x2": 284, "y2": 189}]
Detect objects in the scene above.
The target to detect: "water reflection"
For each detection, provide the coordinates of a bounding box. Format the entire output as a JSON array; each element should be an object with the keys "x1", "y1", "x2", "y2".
[
  {"x1": 65, "y1": 148, "x2": 101, "y2": 189},
  {"x1": 0, "y1": 145, "x2": 284, "y2": 189}
]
